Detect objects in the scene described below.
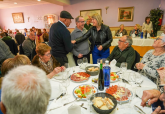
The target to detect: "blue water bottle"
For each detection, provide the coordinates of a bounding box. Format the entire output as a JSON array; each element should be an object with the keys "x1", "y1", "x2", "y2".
[
  {"x1": 103, "y1": 60, "x2": 111, "y2": 87},
  {"x1": 141, "y1": 32, "x2": 143, "y2": 39}
]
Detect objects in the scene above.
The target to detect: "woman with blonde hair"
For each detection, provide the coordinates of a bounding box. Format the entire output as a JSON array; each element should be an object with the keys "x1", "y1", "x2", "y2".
[
  {"x1": 115, "y1": 24, "x2": 127, "y2": 36},
  {"x1": 129, "y1": 24, "x2": 141, "y2": 37},
  {"x1": 36, "y1": 29, "x2": 43, "y2": 46},
  {"x1": 1, "y1": 55, "x2": 31, "y2": 77},
  {"x1": 32, "y1": 43, "x2": 65, "y2": 79},
  {"x1": 71, "y1": 13, "x2": 113, "y2": 64}
]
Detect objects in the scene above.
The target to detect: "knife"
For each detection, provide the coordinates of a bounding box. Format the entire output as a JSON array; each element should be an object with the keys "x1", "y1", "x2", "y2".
[
  {"x1": 134, "y1": 105, "x2": 146, "y2": 114},
  {"x1": 49, "y1": 93, "x2": 66, "y2": 101},
  {"x1": 122, "y1": 78, "x2": 130, "y2": 85}
]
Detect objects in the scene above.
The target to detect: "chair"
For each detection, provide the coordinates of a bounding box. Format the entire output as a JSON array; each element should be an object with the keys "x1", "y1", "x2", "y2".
[{"x1": 131, "y1": 50, "x2": 140, "y2": 72}]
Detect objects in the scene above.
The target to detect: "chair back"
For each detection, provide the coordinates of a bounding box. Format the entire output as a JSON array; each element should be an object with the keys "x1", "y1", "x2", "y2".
[{"x1": 131, "y1": 50, "x2": 140, "y2": 72}]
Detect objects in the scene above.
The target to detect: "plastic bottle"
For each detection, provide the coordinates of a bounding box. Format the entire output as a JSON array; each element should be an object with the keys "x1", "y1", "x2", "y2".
[
  {"x1": 103, "y1": 60, "x2": 111, "y2": 87},
  {"x1": 141, "y1": 32, "x2": 143, "y2": 39}
]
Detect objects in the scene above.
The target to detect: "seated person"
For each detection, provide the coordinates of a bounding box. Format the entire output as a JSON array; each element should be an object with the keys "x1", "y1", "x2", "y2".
[
  {"x1": 135, "y1": 36, "x2": 165, "y2": 85},
  {"x1": 161, "y1": 24, "x2": 165, "y2": 36},
  {"x1": 22, "y1": 32, "x2": 36, "y2": 59},
  {"x1": 106, "y1": 36, "x2": 135, "y2": 69},
  {"x1": 32, "y1": 43, "x2": 65, "y2": 79},
  {"x1": 115, "y1": 24, "x2": 127, "y2": 36},
  {"x1": 0, "y1": 65, "x2": 51, "y2": 114},
  {"x1": 129, "y1": 24, "x2": 141, "y2": 37}
]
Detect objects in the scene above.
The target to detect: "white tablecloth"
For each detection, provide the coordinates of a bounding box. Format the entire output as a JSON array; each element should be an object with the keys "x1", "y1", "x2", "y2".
[
  {"x1": 47, "y1": 66, "x2": 157, "y2": 114},
  {"x1": 112, "y1": 37, "x2": 155, "y2": 46}
]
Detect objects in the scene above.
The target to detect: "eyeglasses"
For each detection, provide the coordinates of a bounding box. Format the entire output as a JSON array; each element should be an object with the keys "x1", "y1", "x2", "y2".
[
  {"x1": 78, "y1": 21, "x2": 85, "y2": 23},
  {"x1": 119, "y1": 40, "x2": 127, "y2": 43},
  {"x1": 44, "y1": 53, "x2": 51, "y2": 57},
  {"x1": 156, "y1": 38, "x2": 162, "y2": 41}
]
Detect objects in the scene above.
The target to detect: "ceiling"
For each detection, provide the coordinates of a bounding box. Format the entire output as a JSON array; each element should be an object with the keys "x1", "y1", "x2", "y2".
[{"x1": 0, "y1": 0, "x2": 70, "y2": 9}]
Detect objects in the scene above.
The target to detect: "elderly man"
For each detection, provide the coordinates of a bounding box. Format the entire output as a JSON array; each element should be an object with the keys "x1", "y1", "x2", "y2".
[
  {"x1": 22, "y1": 32, "x2": 36, "y2": 59},
  {"x1": 49, "y1": 10, "x2": 74, "y2": 66},
  {"x1": 107, "y1": 36, "x2": 135, "y2": 69},
  {"x1": 0, "y1": 65, "x2": 51, "y2": 114},
  {"x1": 71, "y1": 16, "x2": 90, "y2": 65}
]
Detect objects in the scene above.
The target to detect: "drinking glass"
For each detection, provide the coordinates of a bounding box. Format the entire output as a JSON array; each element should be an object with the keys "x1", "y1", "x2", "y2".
[
  {"x1": 83, "y1": 57, "x2": 88, "y2": 67},
  {"x1": 64, "y1": 63, "x2": 69, "y2": 68},
  {"x1": 118, "y1": 82, "x2": 126, "y2": 105},
  {"x1": 135, "y1": 73, "x2": 142, "y2": 86},
  {"x1": 102, "y1": 58, "x2": 106, "y2": 66},
  {"x1": 97, "y1": 58, "x2": 101, "y2": 67},
  {"x1": 125, "y1": 86, "x2": 133, "y2": 108},
  {"x1": 77, "y1": 59, "x2": 83, "y2": 68},
  {"x1": 128, "y1": 72, "x2": 136, "y2": 85},
  {"x1": 120, "y1": 62, "x2": 127, "y2": 77}
]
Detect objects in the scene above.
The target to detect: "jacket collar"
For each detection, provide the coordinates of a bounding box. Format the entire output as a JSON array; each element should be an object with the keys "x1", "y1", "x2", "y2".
[
  {"x1": 92, "y1": 24, "x2": 104, "y2": 31},
  {"x1": 118, "y1": 46, "x2": 131, "y2": 52}
]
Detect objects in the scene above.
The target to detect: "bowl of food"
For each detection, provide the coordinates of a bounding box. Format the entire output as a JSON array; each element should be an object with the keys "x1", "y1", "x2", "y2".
[
  {"x1": 85, "y1": 66, "x2": 99, "y2": 76},
  {"x1": 90, "y1": 93, "x2": 117, "y2": 114}
]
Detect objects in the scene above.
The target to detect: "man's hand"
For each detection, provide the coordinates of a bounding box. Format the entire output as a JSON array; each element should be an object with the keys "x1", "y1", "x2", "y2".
[
  {"x1": 152, "y1": 106, "x2": 165, "y2": 114},
  {"x1": 78, "y1": 54, "x2": 83, "y2": 58},
  {"x1": 141, "y1": 89, "x2": 161, "y2": 107},
  {"x1": 97, "y1": 45, "x2": 103, "y2": 51},
  {"x1": 71, "y1": 40, "x2": 76, "y2": 44}
]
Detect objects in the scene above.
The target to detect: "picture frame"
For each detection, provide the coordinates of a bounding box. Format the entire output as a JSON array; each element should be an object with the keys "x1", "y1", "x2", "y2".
[
  {"x1": 80, "y1": 9, "x2": 102, "y2": 21},
  {"x1": 12, "y1": 12, "x2": 24, "y2": 23},
  {"x1": 118, "y1": 7, "x2": 134, "y2": 22}
]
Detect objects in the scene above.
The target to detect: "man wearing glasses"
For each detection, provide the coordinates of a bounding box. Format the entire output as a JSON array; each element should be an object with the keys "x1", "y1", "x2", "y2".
[
  {"x1": 71, "y1": 16, "x2": 90, "y2": 65},
  {"x1": 106, "y1": 35, "x2": 135, "y2": 69}
]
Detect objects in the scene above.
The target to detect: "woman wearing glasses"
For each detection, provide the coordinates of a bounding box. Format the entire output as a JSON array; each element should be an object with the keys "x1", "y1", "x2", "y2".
[
  {"x1": 71, "y1": 13, "x2": 113, "y2": 64},
  {"x1": 32, "y1": 43, "x2": 65, "y2": 79},
  {"x1": 135, "y1": 36, "x2": 165, "y2": 85}
]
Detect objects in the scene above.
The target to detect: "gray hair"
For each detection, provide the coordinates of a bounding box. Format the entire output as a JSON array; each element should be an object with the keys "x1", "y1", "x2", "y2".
[
  {"x1": 75, "y1": 16, "x2": 83, "y2": 23},
  {"x1": 161, "y1": 36, "x2": 165, "y2": 48},
  {"x1": 1, "y1": 65, "x2": 51, "y2": 114},
  {"x1": 125, "y1": 36, "x2": 133, "y2": 47}
]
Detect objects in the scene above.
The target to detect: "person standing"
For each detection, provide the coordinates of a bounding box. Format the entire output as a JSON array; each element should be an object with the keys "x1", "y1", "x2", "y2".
[
  {"x1": 71, "y1": 13, "x2": 113, "y2": 64},
  {"x1": 71, "y1": 16, "x2": 90, "y2": 65},
  {"x1": 142, "y1": 16, "x2": 153, "y2": 34},
  {"x1": 49, "y1": 11, "x2": 74, "y2": 66},
  {"x1": 84, "y1": 18, "x2": 92, "y2": 30}
]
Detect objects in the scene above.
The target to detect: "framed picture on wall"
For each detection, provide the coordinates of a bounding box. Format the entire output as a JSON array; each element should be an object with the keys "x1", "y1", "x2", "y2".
[
  {"x1": 118, "y1": 7, "x2": 134, "y2": 22},
  {"x1": 12, "y1": 12, "x2": 24, "y2": 23},
  {"x1": 80, "y1": 9, "x2": 102, "y2": 21}
]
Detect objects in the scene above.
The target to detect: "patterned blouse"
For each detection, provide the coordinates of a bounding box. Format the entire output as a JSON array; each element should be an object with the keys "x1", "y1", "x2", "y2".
[
  {"x1": 115, "y1": 29, "x2": 127, "y2": 36},
  {"x1": 129, "y1": 29, "x2": 141, "y2": 37},
  {"x1": 139, "y1": 50, "x2": 165, "y2": 90}
]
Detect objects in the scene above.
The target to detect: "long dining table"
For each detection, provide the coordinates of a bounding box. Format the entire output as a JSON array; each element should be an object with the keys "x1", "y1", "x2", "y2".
[{"x1": 47, "y1": 64, "x2": 157, "y2": 114}]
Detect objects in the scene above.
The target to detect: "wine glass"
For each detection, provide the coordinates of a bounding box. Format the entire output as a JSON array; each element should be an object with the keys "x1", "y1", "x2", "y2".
[
  {"x1": 128, "y1": 72, "x2": 136, "y2": 85},
  {"x1": 83, "y1": 57, "x2": 88, "y2": 68},
  {"x1": 77, "y1": 59, "x2": 83, "y2": 68},
  {"x1": 84, "y1": 84, "x2": 95, "y2": 112},
  {"x1": 135, "y1": 73, "x2": 142, "y2": 86}
]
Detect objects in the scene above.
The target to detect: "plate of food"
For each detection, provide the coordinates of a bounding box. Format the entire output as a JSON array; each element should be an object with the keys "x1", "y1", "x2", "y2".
[
  {"x1": 73, "y1": 84, "x2": 97, "y2": 100},
  {"x1": 106, "y1": 85, "x2": 132, "y2": 103},
  {"x1": 110, "y1": 72, "x2": 120, "y2": 83},
  {"x1": 70, "y1": 72, "x2": 90, "y2": 83},
  {"x1": 90, "y1": 93, "x2": 117, "y2": 114}
]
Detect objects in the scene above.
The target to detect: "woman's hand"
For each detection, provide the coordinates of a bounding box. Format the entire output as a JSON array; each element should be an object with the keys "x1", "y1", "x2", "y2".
[
  {"x1": 157, "y1": 67, "x2": 165, "y2": 85},
  {"x1": 97, "y1": 45, "x2": 103, "y2": 51},
  {"x1": 53, "y1": 67, "x2": 62, "y2": 75},
  {"x1": 135, "y1": 63, "x2": 145, "y2": 70},
  {"x1": 71, "y1": 40, "x2": 76, "y2": 44}
]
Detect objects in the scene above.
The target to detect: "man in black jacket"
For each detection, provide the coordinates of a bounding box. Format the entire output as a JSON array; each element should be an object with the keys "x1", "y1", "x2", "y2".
[{"x1": 49, "y1": 11, "x2": 74, "y2": 66}]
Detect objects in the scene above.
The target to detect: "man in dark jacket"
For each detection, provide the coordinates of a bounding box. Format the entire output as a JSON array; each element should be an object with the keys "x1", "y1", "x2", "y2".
[
  {"x1": 107, "y1": 36, "x2": 135, "y2": 69},
  {"x1": 49, "y1": 11, "x2": 74, "y2": 66}
]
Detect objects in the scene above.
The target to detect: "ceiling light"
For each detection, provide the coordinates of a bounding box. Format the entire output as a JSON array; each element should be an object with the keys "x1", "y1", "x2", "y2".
[
  {"x1": 14, "y1": 2, "x2": 17, "y2": 4},
  {"x1": 37, "y1": 0, "x2": 41, "y2": 1}
]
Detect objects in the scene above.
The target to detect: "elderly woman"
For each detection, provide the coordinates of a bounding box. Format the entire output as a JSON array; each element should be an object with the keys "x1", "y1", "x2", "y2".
[
  {"x1": 71, "y1": 13, "x2": 113, "y2": 64},
  {"x1": 115, "y1": 24, "x2": 127, "y2": 36},
  {"x1": 32, "y1": 43, "x2": 64, "y2": 79},
  {"x1": 142, "y1": 16, "x2": 153, "y2": 34},
  {"x1": 129, "y1": 24, "x2": 141, "y2": 37},
  {"x1": 135, "y1": 36, "x2": 165, "y2": 85}
]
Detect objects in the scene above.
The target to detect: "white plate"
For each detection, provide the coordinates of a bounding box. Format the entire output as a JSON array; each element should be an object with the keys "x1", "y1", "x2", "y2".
[
  {"x1": 73, "y1": 84, "x2": 98, "y2": 100},
  {"x1": 110, "y1": 73, "x2": 120, "y2": 83}
]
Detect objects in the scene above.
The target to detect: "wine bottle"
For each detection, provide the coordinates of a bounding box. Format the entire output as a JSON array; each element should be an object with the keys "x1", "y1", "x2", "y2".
[{"x1": 98, "y1": 60, "x2": 104, "y2": 91}]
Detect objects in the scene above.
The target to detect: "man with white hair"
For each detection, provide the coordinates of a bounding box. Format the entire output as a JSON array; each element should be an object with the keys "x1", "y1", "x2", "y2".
[
  {"x1": 107, "y1": 35, "x2": 135, "y2": 69},
  {"x1": 0, "y1": 65, "x2": 51, "y2": 114}
]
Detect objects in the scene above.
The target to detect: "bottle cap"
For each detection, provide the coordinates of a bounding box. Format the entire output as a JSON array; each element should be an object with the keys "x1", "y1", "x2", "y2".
[
  {"x1": 105, "y1": 60, "x2": 109, "y2": 64},
  {"x1": 100, "y1": 60, "x2": 102, "y2": 64}
]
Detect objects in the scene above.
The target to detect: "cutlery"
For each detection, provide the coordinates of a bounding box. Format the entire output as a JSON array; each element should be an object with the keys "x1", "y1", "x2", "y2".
[
  {"x1": 134, "y1": 105, "x2": 146, "y2": 114},
  {"x1": 49, "y1": 93, "x2": 66, "y2": 101},
  {"x1": 80, "y1": 103, "x2": 87, "y2": 110},
  {"x1": 136, "y1": 81, "x2": 143, "y2": 87},
  {"x1": 120, "y1": 78, "x2": 130, "y2": 85}
]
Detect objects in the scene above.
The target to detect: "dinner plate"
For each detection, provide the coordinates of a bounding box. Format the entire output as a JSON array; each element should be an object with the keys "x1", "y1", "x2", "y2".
[
  {"x1": 110, "y1": 72, "x2": 120, "y2": 83},
  {"x1": 70, "y1": 72, "x2": 90, "y2": 83},
  {"x1": 73, "y1": 84, "x2": 98, "y2": 101}
]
